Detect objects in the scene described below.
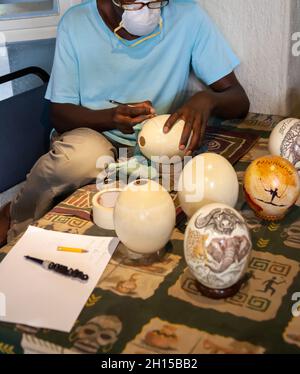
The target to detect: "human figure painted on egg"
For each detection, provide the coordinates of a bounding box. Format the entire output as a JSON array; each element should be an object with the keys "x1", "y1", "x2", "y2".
[
  {"x1": 256, "y1": 178, "x2": 288, "y2": 207},
  {"x1": 264, "y1": 187, "x2": 281, "y2": 203}
]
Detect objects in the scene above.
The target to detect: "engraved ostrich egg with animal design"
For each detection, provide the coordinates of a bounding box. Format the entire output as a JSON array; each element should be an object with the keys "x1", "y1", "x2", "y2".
[
  {"x1": 184, "y1": 203, "x2": 252, "y2": 290},
  {"x1": 178, "y1": 153, "x2": 239, "y2": 217},
  {"x1": 269, "y1": 118, "x2": 300, "y2": 177},
  {"x1": 114, "y1": 179, "x2": 176, "y2": 254},
  {"x1": 243, "y1": 155, "x2": 300, "y2": 221},
  {"x1": 138, "y1": 114, "x2": 187, "y2": 163}
]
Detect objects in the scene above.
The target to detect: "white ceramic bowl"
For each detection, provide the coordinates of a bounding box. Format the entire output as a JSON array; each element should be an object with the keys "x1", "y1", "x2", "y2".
[
  {"x1": 114, "y1": 179, "x2": 176, "y2": 254},
  {"x1": 178, "y1": 153, "x2": 239, "y2": 217}
]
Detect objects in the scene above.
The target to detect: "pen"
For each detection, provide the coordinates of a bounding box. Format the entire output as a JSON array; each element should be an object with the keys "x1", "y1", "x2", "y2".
[
  {"x1": 25, "y1": 255, "x2": 89, "y2": 281},
  {"x1": 107, "y1": 99, "x2": 137, "y2": 108},
  {"x1": 57, "y1": 246, "x2": 88, "y2": 254}
]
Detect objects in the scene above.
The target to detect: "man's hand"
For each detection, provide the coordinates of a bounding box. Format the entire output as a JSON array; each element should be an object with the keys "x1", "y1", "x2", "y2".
[
  {"x1": 50, "y1": 101, "x2": 156, "y2": 134},
  {"x1": 112, "y1": 101, "x2": 156, "y2": 134},
  {"x1": 163, "y1": 91, "x2": 216, "y2": 156},
  {"x1": 163, "y1": 72, "x2": 250, "y2": 156}
]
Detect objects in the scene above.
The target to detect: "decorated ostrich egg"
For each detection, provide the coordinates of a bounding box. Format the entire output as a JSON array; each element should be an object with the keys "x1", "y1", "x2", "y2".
[
  {"x1": 244, "y1": 155, "x2": 300, "y2": 221},
  {"x1": 114, "y1": 179, "x2": 176, "y2": 255},
  {"x1": 184, "y1": 203, "x2": 252, "y2": 290},
  {"x1": 178, "y1": 153, "x2": 239, "y2": 217},
  {"x1": 269, "y1": 118, "x2": 300, "y2": 176},
  {"x1": 138, "y1": 114, "x2": 187, "y2": 163}
]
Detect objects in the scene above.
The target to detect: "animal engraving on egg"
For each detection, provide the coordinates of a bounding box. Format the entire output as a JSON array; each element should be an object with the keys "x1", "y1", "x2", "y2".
[
  {"x1": 280, "y1": 123, "x2": 300, "y2": 173},
  {"x1": 195, "y1": 208, "x2": 245, "y2": 235},
  {"x1": 204, "y1": 235, "x2": 251, "y2": 274},
  {"x1": 184, "y1": 203, "x2": 252, "y2": 290}
]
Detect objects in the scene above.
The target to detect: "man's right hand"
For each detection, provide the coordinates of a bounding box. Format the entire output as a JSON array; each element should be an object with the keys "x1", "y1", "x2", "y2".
[
  {"x1": 50, "y1": 101, "x2": 156, "y2": 134},
  {"x1": 111, "y1": 101, "x2": 156, "y2": 134}
]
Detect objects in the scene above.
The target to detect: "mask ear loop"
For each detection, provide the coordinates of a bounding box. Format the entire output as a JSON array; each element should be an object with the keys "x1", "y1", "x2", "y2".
[{"x1": 114, "y1": 17, "x2": 163, "y2": 48}]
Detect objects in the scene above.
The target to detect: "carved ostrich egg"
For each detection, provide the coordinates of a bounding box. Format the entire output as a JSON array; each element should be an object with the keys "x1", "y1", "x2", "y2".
[
  {"x1": 269, "y1": 118, "x2": 300, "y2": 177},
  {"x1": 114, "y1": 179, "x2": 176, "y2": 255},
  {"x1": 138, "y1": 114, "x2": 187, "y2": 164},
  {"x1": 244, "y1": 155, "x2": 300, "y2": 221},
  {"x1": 178, "y1": 153, "x2": 239, "y2": 217},
  {"x1": 184, "y1": 203, "x2": 252, "y2": 290}
]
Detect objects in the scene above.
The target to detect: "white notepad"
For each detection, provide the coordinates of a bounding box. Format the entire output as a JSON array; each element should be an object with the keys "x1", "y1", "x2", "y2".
[{"x1": 0, "y1": 226, "x2": 119, "y2": 332}]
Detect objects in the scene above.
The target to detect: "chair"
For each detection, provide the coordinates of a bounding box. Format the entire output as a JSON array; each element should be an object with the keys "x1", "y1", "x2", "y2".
[{"x1": 0, "y1": 67, "x2": 52, "y2": 193}]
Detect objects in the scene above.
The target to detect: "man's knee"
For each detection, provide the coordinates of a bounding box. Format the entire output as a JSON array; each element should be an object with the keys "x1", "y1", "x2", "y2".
[{"x1": 38, "y1": 128, "x2": 116, "y2": 185}]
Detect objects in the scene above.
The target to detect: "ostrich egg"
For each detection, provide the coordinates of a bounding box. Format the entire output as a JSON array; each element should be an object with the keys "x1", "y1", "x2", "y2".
[
  {"x1": 244, "y1": 155, "x2": 300, "y2": 221},
  {"x1": 138, "y1": 114, "x2": 187, "y2": 164},
  {"x1": 178, "y1": 153, "x2": 239, "y2": 217},
  {"x1": 114, "y1": 179, "x2": 176, "y2": 255},
  {"x1": 269, "y1": 118, "x2": 300, "y2": 176},
  {"x1": 184, "y1": 203, "x2": 252, "y2": 290}
]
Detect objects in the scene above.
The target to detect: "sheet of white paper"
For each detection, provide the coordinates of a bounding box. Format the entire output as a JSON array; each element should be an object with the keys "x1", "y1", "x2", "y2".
[{"x1": 0, "y1": 226, "x2": 119, "y2": 332}]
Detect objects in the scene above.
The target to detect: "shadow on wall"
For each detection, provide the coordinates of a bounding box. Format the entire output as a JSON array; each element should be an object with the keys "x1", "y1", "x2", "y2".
[{"x1": 6, "y1": 38, "x2": 55, "y2": 96}]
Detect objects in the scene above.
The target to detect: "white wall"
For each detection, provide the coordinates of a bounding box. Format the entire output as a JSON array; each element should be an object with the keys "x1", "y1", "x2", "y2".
[
  {"x1": 198, "y1": 0, "x2": 300, "y2": 116},
  {"x1": 0, "y1": 32, "x2": 13, "y2": 100},
  {"x1": 0, "y1": 0, "x2": 81, "y2": 42}
]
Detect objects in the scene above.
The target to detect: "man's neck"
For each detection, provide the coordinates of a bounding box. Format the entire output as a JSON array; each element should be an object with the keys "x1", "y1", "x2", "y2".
[{"x1": 97, "y1": 0, "x2": 139, "y2": 40}]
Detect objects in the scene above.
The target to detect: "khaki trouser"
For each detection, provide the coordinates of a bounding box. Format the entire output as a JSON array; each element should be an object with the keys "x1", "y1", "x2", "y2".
[{"x1": 7, "y1": 127, "x2": 124, "y2": 242}]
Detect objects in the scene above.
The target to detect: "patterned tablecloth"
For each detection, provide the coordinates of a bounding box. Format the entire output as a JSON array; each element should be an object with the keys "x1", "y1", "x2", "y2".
[{"x1": 0, "y1": 113, "x2": 300, "y2": 354}]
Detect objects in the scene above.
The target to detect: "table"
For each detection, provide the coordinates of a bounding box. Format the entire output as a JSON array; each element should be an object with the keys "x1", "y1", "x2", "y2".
[{"x1": 0, "y1": 113, "x2": 299, "y2": 354}]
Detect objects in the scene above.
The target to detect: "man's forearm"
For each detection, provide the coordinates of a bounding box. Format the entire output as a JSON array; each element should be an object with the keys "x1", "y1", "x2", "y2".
[
  {"x1": 211, "y1": 84, "x2": 250, "y2": 119},
  {"x1": 186, "y1": 84, "x2": 250, "y2": 120},
  {"x1": 50, "y1": 103, "x2": 114, "y2": 133}
]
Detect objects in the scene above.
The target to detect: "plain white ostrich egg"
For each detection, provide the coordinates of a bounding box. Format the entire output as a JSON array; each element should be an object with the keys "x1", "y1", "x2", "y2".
[
  {"x1": 178, "y1": 153, "x2": 239, "y2": 217},
  {"x1": 138, "y1": 114, "x2": 187, "y2": 164}
]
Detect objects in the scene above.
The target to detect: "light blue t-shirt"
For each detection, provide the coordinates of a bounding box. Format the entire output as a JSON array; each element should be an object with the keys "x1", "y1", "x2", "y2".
[{"x1": 45, "y1": 0, "x2": 240, "y2": 146}]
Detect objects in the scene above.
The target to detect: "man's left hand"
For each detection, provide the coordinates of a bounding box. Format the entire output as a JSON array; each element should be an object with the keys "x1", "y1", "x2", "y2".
[{"x1": 163, "y1": 91, "x2": 217, "y2": 156}]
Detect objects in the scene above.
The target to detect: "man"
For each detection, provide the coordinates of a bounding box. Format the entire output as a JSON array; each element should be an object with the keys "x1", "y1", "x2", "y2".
[{"x1": 0, "y1": 0, "x2": 249, "y2": 245}]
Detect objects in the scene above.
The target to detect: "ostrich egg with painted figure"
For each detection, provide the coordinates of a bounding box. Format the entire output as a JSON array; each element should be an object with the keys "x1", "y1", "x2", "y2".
[
  {"x1": 243, "y1": 155, "x2": 300, "y2": 221},
  {"x1": 177, "y1": 153, "x2": 239, "y2": 218},
  {"x1": 138, "y1": 114, "x2": 189, "y2": 164},
  {"x1": 114, "y1": 179, "x2": 176, "y2": 258},
  {"x1": 269, "y1": 118, "x2": 300, "y2": 207},
  {"x1": 184, "y1": 203, "x2": 252, "y2": 298}
]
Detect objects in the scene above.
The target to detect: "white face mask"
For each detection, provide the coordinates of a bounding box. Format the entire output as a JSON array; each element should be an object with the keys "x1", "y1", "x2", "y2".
[{"x1": 121, "y1": 2, "x2": 161, "y2": 36}]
